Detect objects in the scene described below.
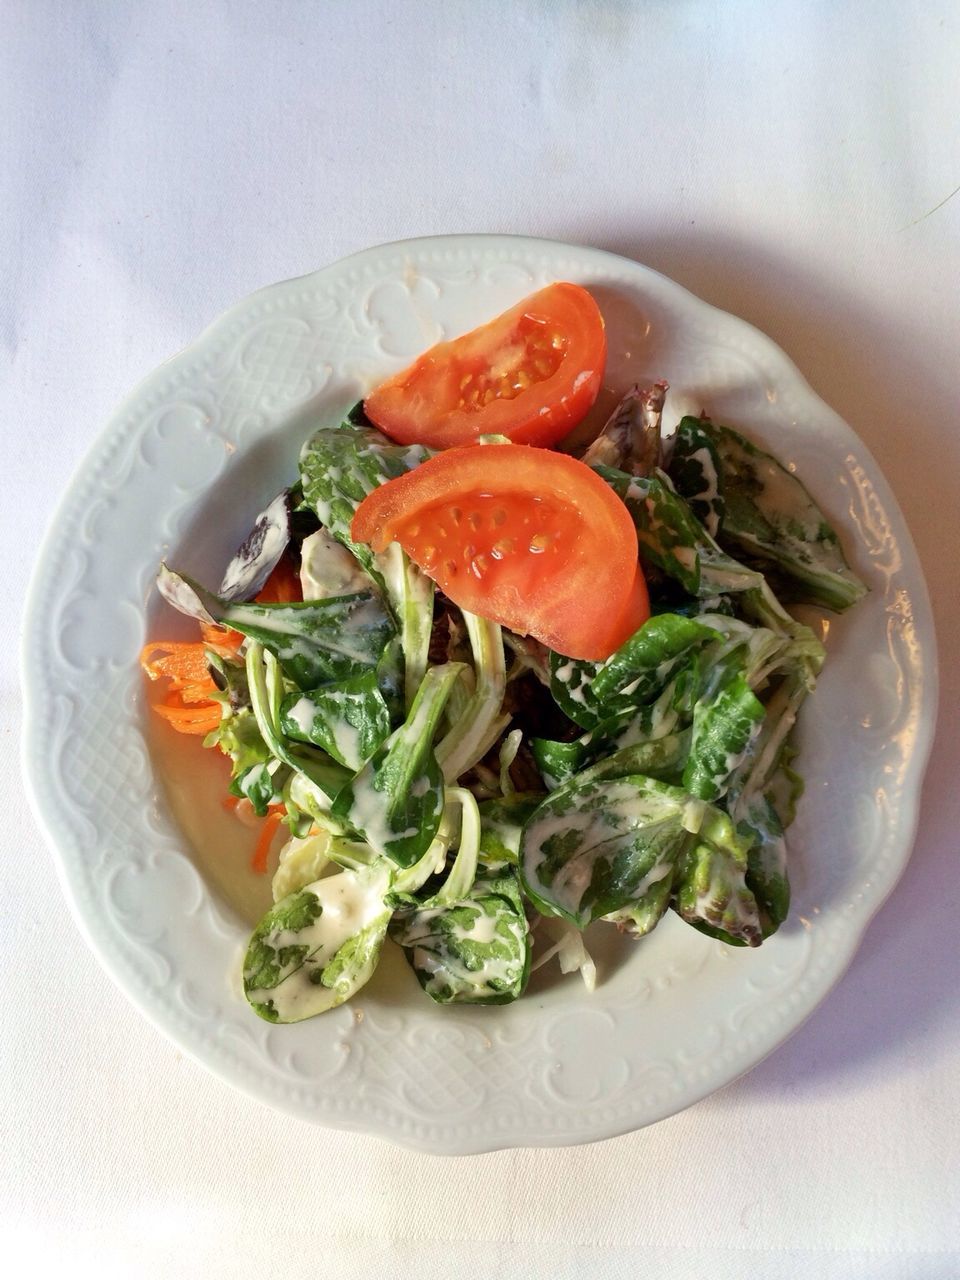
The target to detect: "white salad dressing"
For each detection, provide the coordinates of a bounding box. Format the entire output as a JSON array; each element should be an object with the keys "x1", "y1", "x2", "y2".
[
  {"x1": 687, "y1": 445, "x2": 720, "y2": 508},
  {"x1": 329, "y1": 717, "x2": 363, "y2": 771},
  {"x1": 246, "y1": 865, "x2": 391, "y2": 1021},
  {"x1": 414, "y1": 914, "x2": 526, "y2": 996},
  {"x1": 747, "y1": 453, "x2": 822, "y2": 540},
  {"x1": 286, "y1": 696, "x2": 318, "y2": 739},
  {"x1": 347, "y1": 771, "x2": 419, "y2": 856},
  {"x1": 524, "y1": 781, "x2": 694, "y2": 919},
  {"x1": 450, "y1": 909, "x2": 500, "y2": 946},
  {"x1": 271, "y1": 829, "x2": 333, "y2": 901},
  {"x1": 299, "y1": 528, "x2": 371, "y2": 600}
]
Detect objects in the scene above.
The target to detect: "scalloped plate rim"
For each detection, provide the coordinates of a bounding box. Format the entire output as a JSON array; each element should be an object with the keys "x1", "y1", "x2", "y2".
[{"x1": 21, "y1": 234, "x2": 938, "y2": 1154}]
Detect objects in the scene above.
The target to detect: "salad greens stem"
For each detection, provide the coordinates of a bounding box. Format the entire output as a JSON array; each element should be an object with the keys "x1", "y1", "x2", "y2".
[
  {"x1": 332, "y1": 661, "x2": 465, "y2": 866},
  {"x1": 435, "y1": 787, "x2": 482, "y2": 905},
  {"x1": 245, "y1": 641, "x2": 351, "y2": 804},
  {"x1": 435, "y1": 610, "x2": 507, "y2": 782},
  {"x1": 381, "y1": 542, "x2": 436, "y2": 713}
]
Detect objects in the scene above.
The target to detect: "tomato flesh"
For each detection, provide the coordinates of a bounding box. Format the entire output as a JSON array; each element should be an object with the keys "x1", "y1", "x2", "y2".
[
  {"x1": 364, "y1": 283, "x2": 606, "y2": 450},
  {"x1": 351, "y1": 444, "x2": 649, "y2": 661}
]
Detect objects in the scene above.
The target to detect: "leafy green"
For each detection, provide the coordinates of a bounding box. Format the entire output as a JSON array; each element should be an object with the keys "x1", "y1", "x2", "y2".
[
  {"x1": 477, "y1": 792, "x2": 545, "y2": 869},
  {"x1": 700, "y1": 419, "x2": 867, "y2": 611},
  {"x1": 208, "y1": 705, "x2": 274, "y2": 814},
  {"x1": 232, "y1": 758, "x2": 287, "y2": 816},
  {"x1": 297, "y1": 413, "x2": 439, "y2": 709},
  {"x1": 244, "y1": 817, "x2": 448, "y2": 1024},
  {"x1": 682, "y1": 672, "x2": 765, "y2": 803},
  {"x1": 737, "y1": 795, "x2": 791, "y2": 939},
  {"x1": 388, "y1": 791, "x2": 530, "y2": 1005},
  {"x1": 593, "y1": 464, "x2": 704, "y2": 594},
  {"x1": 332, "y1": 663, "x2": 464, "y2": 866},
  {"x1": 298, "y1": 412, "x2": 432, "y2": 584},
  {"x1": 533, "y1": 669, "x2": 690, "y2": 789},
  {"x1": 590, "y1": 613, "x2": 714, "y2": 709},
  {"x1": 380, "y1": 543, "x2": 436, "y2": 712},
  {"x1": 245, "y1": 641, "x2": 352, "y2": 804},
  {"x1": 435, "y1": 611, "x2": 508, "y2": 781},
  {"x1": 668, "y1": 416, "x2": 724, "y2": 536},
  {"x1": 673, "y1": 805, "x2": 762, "y2": 946},
  {"x1": 157, "y1": 564, "x2": 395, "y2": 690},
  {"x1": 548, "y1": 651, "x2": 603, "y2": 730},
  {"x1": 520, "y1": 775, "x2": 702, "y2": 929},
  {"x1": 243, "y1": 864, "x2": 392, "y2": 1023},
  {"x1": 279, "y1": 671, "x2": 391, "y2": 771},
  {"x1": 270, "y1": 830, "x2": 334, "y2": 901},
  {"x1": 389, "y1": 870, "x2": 531, "y2": 1005},
  {"x1": 602, "y1": 868, "x2": 676, "y2": 938},
  {"x1": 573, "y1": 732, "x2": 691, "y2": 788}
]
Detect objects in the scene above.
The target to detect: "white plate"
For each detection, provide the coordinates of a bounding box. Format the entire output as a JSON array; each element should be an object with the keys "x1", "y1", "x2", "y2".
[{"x1": 22, "y1": 236, "x2": 937, "y2": 1153}]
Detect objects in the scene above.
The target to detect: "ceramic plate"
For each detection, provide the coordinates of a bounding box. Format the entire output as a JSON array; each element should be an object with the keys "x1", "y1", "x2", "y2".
[{"x1": 22, "y1": 236, "x2": 937, "y2": 1153}]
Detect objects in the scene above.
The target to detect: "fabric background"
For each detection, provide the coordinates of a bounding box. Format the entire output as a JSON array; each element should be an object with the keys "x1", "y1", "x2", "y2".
[{"x1": 3, "y1": 2, "x2": 958, "y2": 1276}]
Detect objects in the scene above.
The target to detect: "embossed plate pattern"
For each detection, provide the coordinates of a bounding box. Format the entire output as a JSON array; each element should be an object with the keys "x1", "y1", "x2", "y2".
[{"x1": 22, "y1": 236, "x2": 937, "y2": 1153}]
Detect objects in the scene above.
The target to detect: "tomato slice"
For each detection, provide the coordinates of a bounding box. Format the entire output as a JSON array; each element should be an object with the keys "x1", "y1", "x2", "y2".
[
  {"x1": 351, "y1": 444, "x2": 649, "y2": 661},
  {"x1": 364, "y1": 282, "x2": 607, "y2": 450}
]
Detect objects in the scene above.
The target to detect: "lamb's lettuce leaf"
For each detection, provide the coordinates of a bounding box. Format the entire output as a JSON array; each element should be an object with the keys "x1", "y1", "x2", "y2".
[{"x1": 332, "y1": 663, "x2": 464, "y2": 866}]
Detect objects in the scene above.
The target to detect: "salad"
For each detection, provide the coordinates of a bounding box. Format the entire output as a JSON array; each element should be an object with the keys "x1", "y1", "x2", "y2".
[{"x1": 142, "y1": 282, "x2": 866, "y2": 1023}]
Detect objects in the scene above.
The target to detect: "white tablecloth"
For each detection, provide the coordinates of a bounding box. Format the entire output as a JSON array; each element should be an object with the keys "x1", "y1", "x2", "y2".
[{"x1": 4, "y1": 3, "x2": 958, "y2": 1276}]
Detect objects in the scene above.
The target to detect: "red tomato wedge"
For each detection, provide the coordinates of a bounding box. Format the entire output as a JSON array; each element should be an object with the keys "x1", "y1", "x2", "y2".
[
  {"x1": 351, "y1": 444, "x2": 649, "y2": 661},
  {"x1": 364, "y1": 282, "x2": 607, "y2": 450}
]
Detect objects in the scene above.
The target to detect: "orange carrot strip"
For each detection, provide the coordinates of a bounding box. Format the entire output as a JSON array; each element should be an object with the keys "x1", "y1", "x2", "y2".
[
  {"x1": 255, "y1": 556, "x2": 302, "y2": 604},
  {"x1": 251, "y1": 809, "x2": 284, "y2": 875},
  {"x1": 152, "y1": 702, "x2": 223, "y2": 735},
  {"x1": 140, "y1": 641, "x2": 213, "y2": 685},
  {"x1": 144, "y1": 554, "x2": 302, "y2": 748},
  {"x1": 200, "y1": 622, "x2": 244, "y2": 654},
  {"x1": 141, "y1": 637, "x2": 224, "y2": 733}
]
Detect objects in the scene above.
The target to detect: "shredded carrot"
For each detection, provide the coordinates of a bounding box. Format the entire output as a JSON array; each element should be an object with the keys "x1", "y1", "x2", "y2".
[
  {"x1": 152, "y1": 701, "x2": 223, "y2": 735},
  {"x1": 256, "y1": 556, "x2": 302, "y2": 604},
  {"x1": 141, "y1": 553, "x2": 302, "y2": 740},
  {"x1": 140, "y1": 641, "x2": 214, "y2": 686},
  {"x1": 200, "y1": 622, "x2": 245, "y2": 654},
  {"x1": 251, "y1": 808, "x2": 285, "y2": 875},
  {"x1": 140, "y1": 639, "x2": 223, "y2": 734}
]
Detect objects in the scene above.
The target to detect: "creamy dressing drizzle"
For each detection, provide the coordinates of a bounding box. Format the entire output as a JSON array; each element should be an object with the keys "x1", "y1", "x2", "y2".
[
  {"x1": 330, "y1": 718, "x2": 363, "y2": 771},
  {"x1": 348, "y1": 772, "x2": 417, "y2": 855},
  {"x1": 299, "y1": 529, "x2": 371, "y2": 600},
  {"x1": 525, "y1": 781, "x2": 688, "y2": 916},
  {"x1": 286, "y1": 696, "x2": 318, "y2": 738},
  {"x1": 247, "y1": 866, "x2": 391, "y2": 1020}
]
